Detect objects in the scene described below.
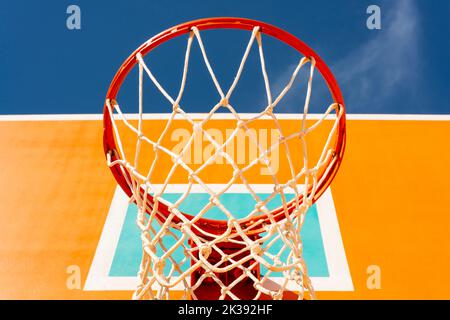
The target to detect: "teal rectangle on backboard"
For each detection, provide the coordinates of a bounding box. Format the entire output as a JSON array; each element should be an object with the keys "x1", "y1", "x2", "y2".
[{"x1": 109, "y1": 192, "x2": 329, "y2": 278}]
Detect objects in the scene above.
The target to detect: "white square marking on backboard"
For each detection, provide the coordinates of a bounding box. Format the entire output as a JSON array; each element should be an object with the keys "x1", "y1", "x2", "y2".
[{"x1": 84, "y1": 186, "x2": 353, "y2": 292}]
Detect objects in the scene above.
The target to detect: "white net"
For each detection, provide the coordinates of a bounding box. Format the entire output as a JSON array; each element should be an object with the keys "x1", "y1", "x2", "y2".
[{"x1": 105, "y1": 25, "x2": 344, "y2": 300}]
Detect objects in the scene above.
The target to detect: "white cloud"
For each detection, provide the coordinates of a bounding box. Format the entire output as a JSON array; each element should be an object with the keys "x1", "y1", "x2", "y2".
[
  {"x1": 333, "y1": 0, "x2": 421, "y2": 112},
  {"x1": 266, "y1": 0, "x2": 421, "y2": 114}
]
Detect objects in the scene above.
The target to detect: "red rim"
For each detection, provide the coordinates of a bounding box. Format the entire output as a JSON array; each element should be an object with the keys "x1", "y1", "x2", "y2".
[{"x1": 103, "y1": 17, "x2": 346, "y2": 235}]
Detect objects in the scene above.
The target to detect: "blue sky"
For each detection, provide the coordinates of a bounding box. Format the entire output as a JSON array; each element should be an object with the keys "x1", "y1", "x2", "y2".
[{"x1": 0, "y1": 0, "x2": 449, "y2": 114}]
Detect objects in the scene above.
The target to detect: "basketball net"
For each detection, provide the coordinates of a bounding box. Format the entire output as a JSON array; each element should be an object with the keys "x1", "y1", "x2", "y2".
[{"x1": 105, "y1": 25, "x2": 344, "y2": 300}]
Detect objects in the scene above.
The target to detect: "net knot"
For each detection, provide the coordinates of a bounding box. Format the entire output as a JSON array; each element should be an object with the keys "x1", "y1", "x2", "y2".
[
  {"x1": 188, "y1": 173, "x2": 198, "y2": 182},
  {"x1": 209, "y1": 196, "x2": 220, "y2": 206},
  {"x1": 227, "y1": 218, "x2": 237, "y2": 228},
  {"x1": 108, "y1": 98, "x2": 118, "y2": 108},
  {"x1": 232, "y1": 169, "x2": 241, "y2": 179},
  {"x1": 282, "y1": 220, "x2": 294, "y2": 231},
  {"x1": 292, "y1": 269, "x2": 303, "y2": 282},
  {"x1": 236, "y1": 120, "x2": 245, "y2": 129},
  {"x1": 199, "y1": 245, "x2": 212, "y2": 259},
  {"x1": 254, "y1": 201, "x2": 266, "y2": 212},
  {"x1": 144, "y1": 244, "x2": 156, "y2": 254},
  {"x1": 193, "y1": 122, "x2": 202, "y2": 133},
  {"x1": 287, "y1": 179, "x2": 296, "y2": 189},
  {"x1": 273, "y1": 256, "x2": 282, "y2": 266},
  {"x1": 304, "y1": 198, "x2": 312, "y2": 207},
  {"x1": 293, "y1": 208, "x2": 302, "y2": 217},
  {"x1": 154, "y1": 259, "x2": 165, "y2": 274},
  {"x1": 293, "y1": 258, "x2": 304, "y2": 267},
  {"x1": 259, "y1": 156, "x2": 270, "y2": 166},
  {"x1": 268, "y1": 223, "x2": 279, "y2": 236},
  {"x1": 220, "y1": 98, "x2": 229, "y2": 107},
  {"x1": 251, "y1": 244, "x2": 263, "y2": 256},
  {"x1": 298, "y1": 203, "x2": 309, "y2": 214},
  {"x1": 180, "y1": 222, "x2": 192, "y2": 232},
  {"x1": 273, "y1": 184, "x2": 283, "y2": 193},
  {"x1": 220, "y1": 287, "x2": 229, "y2": 297},
  {"x1": 172, "y1": 154, "x2": 183, "y2": 165},
  {"x1": 168, "y1": 205, "x2": 181, "y2": 215},
  {"x1": 265, "y1": 105, "x2": 274, "y2": 114}
]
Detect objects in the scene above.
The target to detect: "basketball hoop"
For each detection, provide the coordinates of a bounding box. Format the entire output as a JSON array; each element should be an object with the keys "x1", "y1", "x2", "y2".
[{"x1": 103, "y1": 17, "x2": 346, "y2": 300}]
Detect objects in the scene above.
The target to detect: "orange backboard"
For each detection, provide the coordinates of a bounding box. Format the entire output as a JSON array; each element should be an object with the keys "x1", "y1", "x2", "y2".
[{"x1": 1, "y1": 116, "x2": 449, "y2": 299}]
